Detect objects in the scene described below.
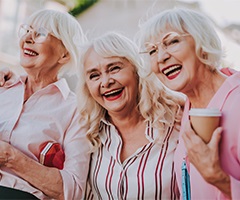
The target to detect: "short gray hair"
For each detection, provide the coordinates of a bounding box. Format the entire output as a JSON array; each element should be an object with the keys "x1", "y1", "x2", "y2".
[{"x1": 26, "y1": 9, "x2": 86, "y2": 75}]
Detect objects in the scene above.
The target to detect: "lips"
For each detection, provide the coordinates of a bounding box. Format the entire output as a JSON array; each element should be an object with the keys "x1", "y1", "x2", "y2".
[
  {"x1": 24, "y1": 49, "x2": 38, "y2": 56},
  {"x1": 103, "y1": 88, "x2": 123, "y2": 101},
  {"x1": 162, "y1": 65, "x2": 182, "y2": 80}
]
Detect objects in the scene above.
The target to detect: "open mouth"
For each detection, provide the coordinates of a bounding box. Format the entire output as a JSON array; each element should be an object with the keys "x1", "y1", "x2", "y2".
[
  {"x1": 162, "y1": 65, "x2": 182, "y2": 79},
  {"x1": 103, "y1": 88, "x2": 123, "y2": 100},
  {"x1": 24, "y1": 49, "x2": 38, "y2": 56}
]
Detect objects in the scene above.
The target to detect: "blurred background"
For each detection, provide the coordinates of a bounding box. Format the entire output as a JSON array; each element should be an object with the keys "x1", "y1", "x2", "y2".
[{"x1": 1, "y1": 0, "x2": 240, "y2": 89}]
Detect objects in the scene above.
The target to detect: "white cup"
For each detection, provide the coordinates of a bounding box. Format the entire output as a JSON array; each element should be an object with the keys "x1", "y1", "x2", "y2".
[{"x1": 189, "y1": 108, "x2": 222, "y2": 143}]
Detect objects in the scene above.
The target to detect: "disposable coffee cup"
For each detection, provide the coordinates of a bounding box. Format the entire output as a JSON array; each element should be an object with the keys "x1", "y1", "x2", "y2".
[{"x1": 189, "y1": 108, "x2": 221, "y2": 143}]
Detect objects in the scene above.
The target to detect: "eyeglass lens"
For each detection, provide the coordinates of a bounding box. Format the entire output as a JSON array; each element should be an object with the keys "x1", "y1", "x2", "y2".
[
  {"x1": 18, "y1": 25, "x2": 49, "y2": 43},
  {"x1": 144, "y1": 32, "x2": 187, "y2": 56}
]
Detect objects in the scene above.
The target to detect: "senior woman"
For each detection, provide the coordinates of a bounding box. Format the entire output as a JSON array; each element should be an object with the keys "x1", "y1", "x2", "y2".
[
  {"x1": 0, "y1": 9, "x2": 90, "y2": 199},
  {"x1": 136, "y1": 7, "x2": 240, "y2": 199},
  {"x1": 77, "y1": 31, "x2": 184, "y2": 199}
]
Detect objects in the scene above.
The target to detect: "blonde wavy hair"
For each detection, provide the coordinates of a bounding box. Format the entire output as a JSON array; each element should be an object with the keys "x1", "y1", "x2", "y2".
[{"x1": 77, "y1": 32, "x2": 184, "y2": 151}]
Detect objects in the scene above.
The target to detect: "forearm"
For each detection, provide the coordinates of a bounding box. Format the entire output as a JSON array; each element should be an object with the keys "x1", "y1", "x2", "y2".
[
  {"x1": 199, "y1": 164, "x2": 231, "y2": 199},
  {"x1": 207, "y1": 170, "x2": 231, "y2": 199},
  {"x1": 5, "y1": 147, "x2": 64, "y2": 199}
]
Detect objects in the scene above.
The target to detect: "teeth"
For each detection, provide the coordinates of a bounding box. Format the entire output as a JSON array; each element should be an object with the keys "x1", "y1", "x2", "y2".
[
  {"x1": 170, "y1": 69, "x2": 180, "y2": 76},
  {"x1": 24, "y1": 49, "x2": 38, "y2": 56},
  {"x1": 163, "y1": 65, "x2": 180, "y2": 75},
  {"x1": 104, "y1": 88, "x2": 122, "y2": 96}
]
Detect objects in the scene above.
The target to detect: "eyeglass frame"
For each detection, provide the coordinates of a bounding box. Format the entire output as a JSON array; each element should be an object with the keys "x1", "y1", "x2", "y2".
[
  {"x1": 139, "y1": 32, "x2": 190, "y2": 56},
  {"x1": 18, "y1": 24, "x2": 51, "y2": 44}
]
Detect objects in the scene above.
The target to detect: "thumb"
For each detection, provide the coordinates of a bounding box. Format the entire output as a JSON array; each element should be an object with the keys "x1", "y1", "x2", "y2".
[{"x1": 208, "y1": 127, "x2": 223, "y2": 149}]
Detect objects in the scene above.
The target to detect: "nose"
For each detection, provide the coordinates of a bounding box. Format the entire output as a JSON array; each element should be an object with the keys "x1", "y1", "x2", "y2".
[
  {"x1": 157, "y1": 45, "x2": 170, "y2": 63},
  {"x1": 23, "y1": 31, "x2": 34, "y2": 44},
  {"x1": 101, "y1": 74, "x2": 114, "y2": 88}
]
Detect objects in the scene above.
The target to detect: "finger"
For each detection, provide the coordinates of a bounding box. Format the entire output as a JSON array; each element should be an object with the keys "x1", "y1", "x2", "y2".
[
  {"x1": 183, "y1": 120, "x2": 193, "y2": 139},
  {"x1": 0, "y1": 68, "x2": 11, "y2": 86},
  {"x1": 208, "y1": 127, "x2": 222, "y2": 149},
  {"x1": 0, "y1": 71, "x2": 8, "y2": 86},
  {"x1": 4, "y1": 74, "x2": 16, "y2": 87}
]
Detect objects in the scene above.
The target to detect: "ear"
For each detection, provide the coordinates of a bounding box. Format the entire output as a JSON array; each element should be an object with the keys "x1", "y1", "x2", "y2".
[{"x1": 58, "y1": 52, "x2": 70, "y2": 64}]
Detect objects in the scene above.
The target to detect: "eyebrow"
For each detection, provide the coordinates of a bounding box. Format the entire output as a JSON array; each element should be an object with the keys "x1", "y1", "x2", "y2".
[{"x1": 85, "y1": 60, "x2": 124, "y2": 75}]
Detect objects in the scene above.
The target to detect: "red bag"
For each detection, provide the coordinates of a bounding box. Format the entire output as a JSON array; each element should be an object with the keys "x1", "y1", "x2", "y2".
[{"x1": 39, "y1": 142, "x2": 65, "y2": 170}]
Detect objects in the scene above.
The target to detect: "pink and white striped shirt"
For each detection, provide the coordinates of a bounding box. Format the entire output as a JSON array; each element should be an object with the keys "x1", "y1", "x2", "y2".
[{"x1": 85, "y1": 119, "x2": 180, "y2": 200}]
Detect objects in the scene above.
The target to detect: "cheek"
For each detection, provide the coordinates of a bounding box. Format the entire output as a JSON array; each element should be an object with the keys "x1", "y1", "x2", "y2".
[
  {"x1": 19, "y1": 39, "x2": 23, "y2": 47},
  {"x1": 86, "y1": 82, "x2": 99, "y2": 99},
  {"x1": 150, "y1": 58, "x2": 159, "y2": 73}
]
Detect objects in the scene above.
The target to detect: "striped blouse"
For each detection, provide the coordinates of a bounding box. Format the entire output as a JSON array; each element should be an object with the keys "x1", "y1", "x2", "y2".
[{"x1": 85, "y1": 119, "x2": 180, "y2": 200}]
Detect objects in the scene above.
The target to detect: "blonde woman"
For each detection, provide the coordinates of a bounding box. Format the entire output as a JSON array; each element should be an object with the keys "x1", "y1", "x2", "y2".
[{"x1": 77, "y1": 32, "x2": 184, "y2": 199}]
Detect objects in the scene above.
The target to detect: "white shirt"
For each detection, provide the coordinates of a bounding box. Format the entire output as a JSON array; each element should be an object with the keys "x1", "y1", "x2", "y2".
[
  {"x1": 0, "y1": 76, "x2": 90, "y2": 200},
  {"x1": 85, "y1": 119, "x2": 180, "y2": 200}
]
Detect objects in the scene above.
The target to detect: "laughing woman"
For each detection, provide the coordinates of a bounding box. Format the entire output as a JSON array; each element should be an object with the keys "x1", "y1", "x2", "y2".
[
  {"x1": 0, "y1": 9, "x2": 90, "y2": 199},
  {"x1": 136, "y1": 7, "x2": 240, "y2": 200},
  {"x1": 77, "y1": 31, "x2": 184, "y2": 199}
]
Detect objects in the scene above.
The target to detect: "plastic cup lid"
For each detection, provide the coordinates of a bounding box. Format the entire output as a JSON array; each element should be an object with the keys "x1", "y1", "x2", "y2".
[{"x1": 189, "y1": 108, "x2": 222, "y2": 117}]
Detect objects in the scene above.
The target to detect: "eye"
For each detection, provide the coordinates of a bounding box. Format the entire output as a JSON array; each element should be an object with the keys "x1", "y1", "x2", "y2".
[
  {"x1": 89, "y1": 73, "x2": 100, "y2": 80},
  {"x1": 109, "y1": 65, "x2": 121, "y2": 73},
  {"x1": 164, "y1": 36, "x2": 180, "y2": 47},
  {"x1": 35, "y1": 28, "x2": 48, "y2": 38},
  {"x1": 149, "y1": 48, "x2": 158, "y2": 56}
]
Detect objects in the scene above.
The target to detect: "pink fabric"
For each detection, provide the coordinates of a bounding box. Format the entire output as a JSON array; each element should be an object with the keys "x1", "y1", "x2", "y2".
[
  {"x1": 174, "y1": 71, "x2": 240, "y2": 199},
  {"x1": 0, "y1": 76, "x2": 90, "y2": 200}
]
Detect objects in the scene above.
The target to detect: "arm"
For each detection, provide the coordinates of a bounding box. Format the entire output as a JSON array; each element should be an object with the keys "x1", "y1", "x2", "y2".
[
  {"x1": 182, "y1": 121, "x2": 231, "y2": 199},
  {"x1": 0, "y1": 113, "x2": 90, "y2": 200},
  {"x1": 58, "y1": 112, "x2": 91, "y2": 200},
  {"x1": 0, "y1": 140, "x2": 64, "y2": 199}
]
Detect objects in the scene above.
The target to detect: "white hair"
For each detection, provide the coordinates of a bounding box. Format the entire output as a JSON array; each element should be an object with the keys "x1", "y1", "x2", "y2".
[{"x1": 26, "y1": 9, "x2": 86, "y2": 75}]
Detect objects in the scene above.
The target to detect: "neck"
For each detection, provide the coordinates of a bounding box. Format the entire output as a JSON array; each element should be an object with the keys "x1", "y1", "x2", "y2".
[
  {"x1": 187, "y1": 69, "x2": 227, "y2": 108},
  {"x1": 109, "y1": 109, "x2": 145, "y2": 136},
  {"x1": 24, "y1": 74, "x2": 58, "y2": 103}
]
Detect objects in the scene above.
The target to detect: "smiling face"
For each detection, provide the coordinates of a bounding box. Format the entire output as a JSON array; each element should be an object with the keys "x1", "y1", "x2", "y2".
[
  {"x1": 147, "y1": 30, "x2": 203, "y2": 94},
  {"x1": 84, "y1": 48, "x2": 139, "y2": 117},
  {"x1": 19, "y1": 24, "x2": 68, "y2": 75}
]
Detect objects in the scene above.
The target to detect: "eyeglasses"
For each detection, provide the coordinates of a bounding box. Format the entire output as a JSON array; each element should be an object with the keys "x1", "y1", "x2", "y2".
[
  {"x1": 139, "y1": 32, "x2": 190, "y2": 56},
  {"x1": 18, "y1": 24, "x2": 50, "y2": 43}
]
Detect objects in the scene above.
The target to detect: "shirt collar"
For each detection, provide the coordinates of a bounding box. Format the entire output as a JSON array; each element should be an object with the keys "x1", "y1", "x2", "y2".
[
  {"x1": 6, "y1": 75, "x2": 71, "y2": 100},
  {"x1": 99, "y1": 116, "x2": 157, "y2": 143},
  {"x1": 208, "y1": 71, "x2": 240, "y2": 109}
]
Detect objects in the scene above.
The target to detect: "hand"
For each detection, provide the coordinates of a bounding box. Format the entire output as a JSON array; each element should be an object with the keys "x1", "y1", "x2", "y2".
[
  {"x1": 0, "y1": 67, "x2": 17, "y2": 87},
  {"x1": 183, "y1": 120, "x2": 231, "y2": 198},
  {"x1": 0, "y1": 140, "x2": 12, "y2": 167}
]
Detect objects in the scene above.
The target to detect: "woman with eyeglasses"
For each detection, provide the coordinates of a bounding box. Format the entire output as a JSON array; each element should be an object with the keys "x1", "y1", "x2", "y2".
[
  {"x1": 136, "y1": 7, "x2": 240, "y2": 200},
  {"x1": 0, "y1": 9, "x2": 90, "y2": 199},
  {"x1": 77, "y1": 31, "x2": 184, "y2": 199}
]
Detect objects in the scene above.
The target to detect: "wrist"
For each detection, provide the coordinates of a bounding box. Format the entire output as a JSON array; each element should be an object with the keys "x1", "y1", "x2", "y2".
[{"x1": 5, "y1": 146, "x2": 20, "y2": 169}]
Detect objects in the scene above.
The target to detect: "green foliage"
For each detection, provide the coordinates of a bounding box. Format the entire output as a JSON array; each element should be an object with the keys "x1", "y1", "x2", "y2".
[{"x1": 69, "y1": 0, "x2": 98, "y2": 16}]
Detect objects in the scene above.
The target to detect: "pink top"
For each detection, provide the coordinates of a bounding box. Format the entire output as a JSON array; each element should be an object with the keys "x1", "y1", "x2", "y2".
[
  {"x1": 174, "y1": 71, "x2": 240, "y2": 199},
  {"x1": 0, "y1": 76, "x2": 90, "y2": 199},
  {"x1": 85, "y1": 119, "x2": 180, "y2": 199}
]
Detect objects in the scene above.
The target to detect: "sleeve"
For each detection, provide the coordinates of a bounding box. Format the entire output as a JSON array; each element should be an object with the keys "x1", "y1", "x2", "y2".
[
  {"x1": 60, "y1": 110, "x2": 91, "y2": 200},
  {"x1": 226, "y1": 89, "x2": 240, "y2": 199},
  {"x1": 230, "y1": 176, "x2": 240, "y2": 198},
  {"x1": 230, "y1": 114, "x2": 240, "y2": 199}
]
